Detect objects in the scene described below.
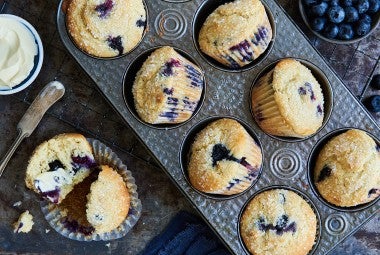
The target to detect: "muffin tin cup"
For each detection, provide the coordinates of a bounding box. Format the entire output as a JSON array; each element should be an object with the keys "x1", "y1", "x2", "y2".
[
  {"x1": 307, "y1": 127, "x2": 380, "y2": 212},
  {"x1": 62, "y1": 0, "x2": 149, "y2": 60},
  {"x1": 40, "y1": 138, "x2": 142, "y2": 241},
  {"x1": 122, "y1": 45, "x2": 207, "y2": 130},
  {"x1": 237, "y1": 185, "x2": 322, "y2": 255},
  {"x1": 180, "y1": 115, "x2": 264, "y2": 201},
  {"x1": 250, "y1": 57, "x2": 334, "y2": 143},
  {"x1": 298, "y1": 0, "x2": 380, "y2": 44},
  {"x1": 192, "y1": 0, "x2": 276, "y2": 73}
]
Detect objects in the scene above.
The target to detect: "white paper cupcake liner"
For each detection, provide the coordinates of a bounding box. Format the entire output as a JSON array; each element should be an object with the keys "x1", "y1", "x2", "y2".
[{"x1": 40, "y1": 138, "x2": 142, "y2": 241}]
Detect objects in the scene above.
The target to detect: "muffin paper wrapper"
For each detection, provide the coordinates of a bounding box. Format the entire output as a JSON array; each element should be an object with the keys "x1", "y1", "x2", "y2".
[
  {"x1": 251, "y1": 70, "x2": 303, "y2": 138},
  {"x1": 40, "y1": 138, "x2": 142, "y2": 241}
]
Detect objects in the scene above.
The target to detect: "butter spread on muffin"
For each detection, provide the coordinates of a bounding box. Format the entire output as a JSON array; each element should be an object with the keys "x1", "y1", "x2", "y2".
[{"x1": 25, "y1": 133, "x2": 97, "y2": 204}]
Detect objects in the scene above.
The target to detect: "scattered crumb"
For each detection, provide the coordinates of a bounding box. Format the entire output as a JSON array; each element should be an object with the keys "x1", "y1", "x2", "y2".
[
  {"x1": 45, "y1": 229, "x2": 50, "y2": 233},
  {"x1": 105, "y1": 243, "x2": 111, "y2": 248},
  {"x1": 13, "y1": 210, "x2": 34, "y2": 233},
  {"x1": 12, "y1": 201, "x2": 22, "y2": 207}
]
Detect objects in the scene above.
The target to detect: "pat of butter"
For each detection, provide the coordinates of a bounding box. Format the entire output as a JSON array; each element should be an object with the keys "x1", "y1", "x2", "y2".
[
  {"x1": 0, "y1": 17, "x2": 37, "y2": 88},
  {"x1": 34, "y1": 168, "x2": 73, "y2": 193}
]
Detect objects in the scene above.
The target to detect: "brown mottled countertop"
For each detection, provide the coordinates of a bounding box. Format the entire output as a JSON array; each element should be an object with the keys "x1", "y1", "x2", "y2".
[{"x1": 0, "y1": 0, "x2": 378, "y2": 254}]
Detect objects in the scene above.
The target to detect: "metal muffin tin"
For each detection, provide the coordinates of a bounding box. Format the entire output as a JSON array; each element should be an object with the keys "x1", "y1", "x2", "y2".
[{"x1": 57, "y1": 0, "x2": 380, "y2": 254}]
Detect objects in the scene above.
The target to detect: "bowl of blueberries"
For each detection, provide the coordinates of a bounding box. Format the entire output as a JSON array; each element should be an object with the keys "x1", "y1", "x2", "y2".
[{"x1": 299, "y1": 0, "x2": 380, "y2": 43}]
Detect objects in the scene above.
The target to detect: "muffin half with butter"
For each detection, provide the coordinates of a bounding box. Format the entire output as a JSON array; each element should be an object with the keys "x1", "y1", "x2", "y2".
[{"x1": 25, "y1": 133, "x2": 97, "y2": 204}]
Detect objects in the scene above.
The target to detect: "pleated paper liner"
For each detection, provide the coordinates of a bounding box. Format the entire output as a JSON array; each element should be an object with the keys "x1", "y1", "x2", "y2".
[{"x1": 40, "y1": 138, "x2": 142, "y2": 241}]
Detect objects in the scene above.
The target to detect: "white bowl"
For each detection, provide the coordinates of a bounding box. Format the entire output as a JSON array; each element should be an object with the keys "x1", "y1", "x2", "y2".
[{"x1": 0, "y1": 14, "x2": 43, "y2": 95}]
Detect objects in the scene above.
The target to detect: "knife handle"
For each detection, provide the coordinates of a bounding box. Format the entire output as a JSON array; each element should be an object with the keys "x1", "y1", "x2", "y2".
[{"x1": 17, "y1": 81, "x2": 65, "y2": 137}]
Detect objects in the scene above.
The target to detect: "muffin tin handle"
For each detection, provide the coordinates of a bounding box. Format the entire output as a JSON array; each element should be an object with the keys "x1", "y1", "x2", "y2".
[{"x1": 0, "y1": 81, "x2": 65, "y2": 177}]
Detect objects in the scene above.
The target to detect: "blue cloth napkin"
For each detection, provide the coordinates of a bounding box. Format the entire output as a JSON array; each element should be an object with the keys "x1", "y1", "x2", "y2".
[{"x1": 141, "y1": 211, "x2": 231, "y2": 255}]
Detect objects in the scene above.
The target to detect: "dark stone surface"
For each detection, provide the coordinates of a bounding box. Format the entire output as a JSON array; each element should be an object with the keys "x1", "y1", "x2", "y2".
[{"x1": 0, "y1": 0, "x2": 378, "y2": 254}]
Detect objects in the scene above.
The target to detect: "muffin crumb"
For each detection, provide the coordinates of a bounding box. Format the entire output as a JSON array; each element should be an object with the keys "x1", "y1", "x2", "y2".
[{"x1": 13, "y1": 210, "x2": 34, "y2": 234}]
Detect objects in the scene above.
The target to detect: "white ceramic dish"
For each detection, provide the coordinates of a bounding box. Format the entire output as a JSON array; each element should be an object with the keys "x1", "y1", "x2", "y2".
[{"x1": 0, "y1": 14, "x2": 43, "y2": 95}]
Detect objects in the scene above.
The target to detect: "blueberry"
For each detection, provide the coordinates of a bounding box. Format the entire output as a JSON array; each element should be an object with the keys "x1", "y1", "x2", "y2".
[
  {"x1": 318, "y1": 165, "x2": 332, "y2": 182},
  {"x1": 356, "y1": 19, "x2": 371, "y2": 35},
  {"x1": 41, "y1": 189, "x2": 60, "y2": 204},
  {"x1": 276, "y1": 215, "x2": 289, "y2": 230},
  {"x1": 212, "y1": 144, "x2": 232, "y2": 166},
  {"x1": 368, "y1": 188, "x2": 379, "y2": 197},
  {"x1": 329, "y1": 0, "x2": 340, "y2": 6},
  {"x1": 344, "y1": 6, "x2": 359, "y2": 22},
  {"x1": 370, "y1": 74, "x2": 380, "y2": 90},
  {"x1": 257, "y1": 217, "x2": 267, "y2": 231},
  {"x1": 303, "y1": 0, "x2": 320, "y2": 5},
  {"x1": 71, "y1": 155, "x2": 97, "y2": 173},
  {"x1": 311, "y1": 2, "x2": 329, "y2": 16},
  {"x1": 311, "y1": 17, "x2": 327, "y2": 31},
  {"x1": 106, "y1": 36, "x2": 124, "y2": 56},
  {"x1": 136, "y1": 19, "x2": 146, "y2": 28},
  {"x1": 48, "y1": 160, "x2": 64, "y2": 172},
  {"x1": 357, "y1": 0, "x2": 370, "y2": 13},
  {"x1": 324, "y1": 23, "x2": 339, "y2": 38},
  {"x1": 162, "y1": 59, "x2": 181, "y2": 77},
  {"x1": 360, "y1": 14, "x2": 372, "y2": 23},
  {"x1": 328, "y1": 6, "x2": 346, "y2": 23},
  {"x1": 338, "y1": 23, "x2": 354, "y2": 39},
  {"x1": 317, "y1": 105, "x2": 323, "y2": 115},
  {"x1": 342, "y1": 0, "x2": 353, "y2": 6},
  {"x1": 299, "y1": 86, "x2": 308, "y2": 95},
  {"x1": 95, "y1": 0, "x2": 114, "y2": 18},
  {"x1": 368, "y1": 0, "x2": 380, "y2": 12},
  {"x1": 364, "y1": 95, "x2": 380, "y2": 112}
]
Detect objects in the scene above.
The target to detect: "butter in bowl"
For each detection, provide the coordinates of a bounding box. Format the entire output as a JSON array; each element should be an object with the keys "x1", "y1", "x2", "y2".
[{"x1": 0, "y1": 14, "x2": 43, "y2": 95}]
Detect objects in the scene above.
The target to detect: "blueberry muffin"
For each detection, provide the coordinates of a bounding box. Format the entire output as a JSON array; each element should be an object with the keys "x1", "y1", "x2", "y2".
[
  {"x1": 188, "y1": 118, "x2": 262, "y2": 195},
  {"x1": 240, "y1": 189, "x2": 317, "y2": 255},
  {"x1": 251, "y1": 59, "x2": 324, "y2": 138},
  {"x1": 25, "y1": 133, "x2": 97, "y2": 204},
  {"x1": 86, "y1": 165, "x2": 130, "y2": 234},
  {"x1": 66, "y1": 0, "x2": 146, "y2": 57},
  {"x1": 132, "y1": 46, "x2": 204, "y2": 124},
  {"x1": 198, "y1": 0, "x2": 273, "y2": 68},
  {"x1": 314, "y1": 129, "x2": 380, "y2": 207}
]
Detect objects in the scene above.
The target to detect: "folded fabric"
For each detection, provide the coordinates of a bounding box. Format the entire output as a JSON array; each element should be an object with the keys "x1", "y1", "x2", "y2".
[{"x1": 141, "y1": 211, "x2": 230, "y2": 255}]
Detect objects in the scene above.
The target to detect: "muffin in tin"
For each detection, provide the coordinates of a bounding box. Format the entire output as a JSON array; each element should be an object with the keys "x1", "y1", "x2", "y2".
[
  {"x1": 251, "y1": 58, "x2": 325, "y2": 138},
  {"x1": 188, "y1": 118, "x2": 262, "y2": 195},
  {"x1": 198, "y1": 0, "x2": 273, "y2": 68},
  {"x1": 314, "y1": 129, "x2": 380, "y2": 207},
  {"x1": 132, "y1": 46, "x2": 204, "y2": 125},
  {"x1": 66, "y1": 0, "x2": 146, "y2": 57},
  {"x1": 240, "y1": 189, "x2": 317, "y2": 255}
]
